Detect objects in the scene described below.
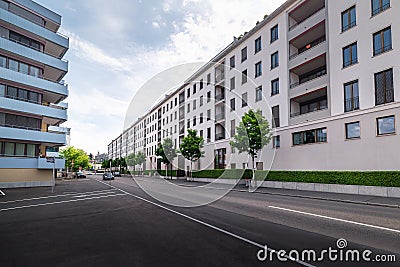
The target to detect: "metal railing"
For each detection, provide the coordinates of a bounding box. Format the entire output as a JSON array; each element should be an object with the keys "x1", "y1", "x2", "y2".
[
  {"x1": 215, "y1": 113, "x2": 225, "y2": 121},
  {"x1": 372, "y1": 2, "x2": 390, "y2": 16},
  {"x1": 342, "y1": 21, "x2": 356, "y2": 32},
  {"x1": 290, "y1": 69, "x2": 327, "y2": 89},
  {"x1": 289, "y1": 36, "x2": 326, "y2": 60},
  {"x1": 343, "y1": 58, "x2": 358, "y2": 68},
  {"x1": 4, "y1": 94, "x2": 41, "y2": 105},
  {"x1": 344, "y1": 97, "x2": 360, "y2": 112},
  {"x1": 215, "y1": 93, "x2": 225, "y2": 102},
  {"x1": 373, "y1": 44, "x2": 392, "y2": 56},
  {"x1": 289, "y1": 6, "x2": 325, "y2": 31},
  {"x1": 375, "y1": 88, "x2": 394, "y2": 105},
  {"x1": 0, "y1": 122, "x2": 41, "y2": 131},
  {"x1": 290, "y1": 106, "x2": 328, "y2": 118},
  {"x1": 215, "y1": 133, "x2": 225, "y2": 141}
]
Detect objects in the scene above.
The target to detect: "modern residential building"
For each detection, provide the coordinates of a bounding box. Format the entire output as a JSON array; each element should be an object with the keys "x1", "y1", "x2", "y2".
[
  {"x1": 0, "y1": 0, "x2": 69, "y2": 187},
  {"x1": 109, "y1": 0, "x2": 399, "y2": 172}
]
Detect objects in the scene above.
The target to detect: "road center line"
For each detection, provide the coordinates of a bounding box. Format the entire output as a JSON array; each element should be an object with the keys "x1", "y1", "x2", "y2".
[
  {"x1": 0, "y1": 194, "x2": 126, "y2": 212},
  {"x1": 268, "y1": 206, "x2": 400, "y2": 234},
  {"x1": 94, "y1": 178, "x2": 314, "y2": 267}
]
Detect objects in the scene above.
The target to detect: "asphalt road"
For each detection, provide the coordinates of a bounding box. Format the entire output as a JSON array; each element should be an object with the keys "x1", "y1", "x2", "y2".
[{"x1": 0, "y1": 176, "x2": 398, "y2": 267}]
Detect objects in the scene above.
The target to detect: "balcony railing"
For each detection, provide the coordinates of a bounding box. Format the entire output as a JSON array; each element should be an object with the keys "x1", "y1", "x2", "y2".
[
  {"x1": 373, "y1": 44, "x2": 392, "y2": 56},
  {"x1": 215, "y1": 93, "x2": 225, "y2": 102},
  {"x1": 289, "y1": 36, "x2": 326, "y2": 60},
  {"x1": 215, "y1": 133, "x2": 225, "y2": 141},
  {"x1": 289, "y1": 6, "x2": 325, "y2": 31},
  {"x1": 344, "y1": 97, "x2": 360, "y2": 112},
  {"x1": 372, "y1": 2, "x2": 390, "y2": 16},
  {"x1": 4, "y1": 94, "x2": 41, "y2": 105},
  {"x1": 342, "y1": 21, "x2": 356, "y2": 32},
  {"x1": 215, "y1": 113, "x2": 225, "y2": 121},
  {"x1": 290, "y1": 69, "x2": 327, "y2": 89},
  {"x1": 0, "y1": 122, "x2": 41, "y2": 131},
  {"x1": 290, "y1": 106, "x2": 328, "y2": 117},
  {"x1": 215, "y1": 73, "x2": 225, "y2": 83},
  {"x1": 375, "y1": 88, "x2": 394, "y2": 106}
]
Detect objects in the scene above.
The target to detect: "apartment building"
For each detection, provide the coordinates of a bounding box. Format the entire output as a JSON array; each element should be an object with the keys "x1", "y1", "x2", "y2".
[
  {"x1": 0, "y1": 0, "x2": 69, "y2": 187},
  {"x1": 109, "y1": 0, "x2": 399, "y2": 172}
]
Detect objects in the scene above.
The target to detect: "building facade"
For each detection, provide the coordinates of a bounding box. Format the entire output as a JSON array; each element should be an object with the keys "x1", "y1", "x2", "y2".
[
  {"x1": 109, "y1": 0, "x2": 400, "y2": 172},
  {"x1": 0, "y1": 0, "x2": 69, "y2": 187}
]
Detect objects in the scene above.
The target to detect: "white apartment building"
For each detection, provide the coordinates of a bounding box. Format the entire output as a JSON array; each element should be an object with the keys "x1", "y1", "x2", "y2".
[{"x1": 109, "y1": 0, "x2": 400, "y2": 172}]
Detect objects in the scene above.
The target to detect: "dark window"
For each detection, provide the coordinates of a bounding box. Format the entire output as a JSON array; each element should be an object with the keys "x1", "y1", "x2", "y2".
[
  {"x1": 200, "y1": 96, "x2": 204, "y2": 106},
  {"x1": 200, "y1": 113, "x2": 204, "y2": 124},
  {"x1": 255, "y1": 37, "x2": 262, "y2": 53},
  {"x1": 372, "y1": 0, "x2": 390, "y2": 16},
  {"x1": 214, "y1": 148, "x2": 226, "y2": 169},
  {"x1": 346, "y1": 122, "x2": 361, "y2": 139},
  {"x1": 207, "y1": 109, "x2": 211, "y2": 121},
  {"x1": 187, "y1": 88, "x2": 190, "y2": 98},
  {"x1": 343, "y1": 42, "x2": 358, "y2": 68},
  {"x1": 255, "y1": 86, "x2": 262, "y2": 102},
  {"x1": 230, "y1": 98, "x2": 236, "y2": 111},
  {"x1": 207, "y1": 91, "x2": 211, "y2": 102},
  {"x1": 377, "y1": 115, "x2": 395, "y2": 135},
  {"x1": 230, "y1": 77, "x2": 235, "y2": 90},
  {"x1": 9, "y1": 31, "x2": 43, "y2": 52},
  {"x1": 230, "y1": 56, "x2": 235, "y2": 69},
  {"x1": 271, "y1": 52, "x2": 279, "y2": 69},
  {"x1": 293, "y1": 128, "x2": 327, "y2": 146},
  {"x1": 271, "y1": 78, "x2": 279, "y2": 96},
  {"x1": 271, "y1": 25, "x2": 279, "y2": 43},
  {"x1": 342, "y1": 6, "x2": 356, "y2": 32},
  {"x1": 272, "y1": 106, "x2": 280, "y2": 128},
  {"x1": 193, "y1": 116, "x2": 196, "y2": 126},
  {"x1": 242, "y1": 69, "x2": 248, "y2": 84},
  {"x1": 344, "y1": 80, "x2": 359, "y2": 112},
  {"x1": 207, "y1": 73, "x2": 211, "y2": 85},
  {"x1": 200, "y1": 79, "x2": 204, "y2": 89},
  {"x1": 241, "y1": 47, "x2": 247, "y2": 62},
  {"x1": 193, "y1": 84, "x2": 196, "y2": 94},
  {"x1": 299, "y1": 97, "x2": 328, "y2": 115},
  {"x1": 375, "y1": 68, "x2": 394, "y2": 105},
  {"x1": 207, "y1": 127, "x2": 211, "y2": 142},
  {"x1": 373, "y1": 27, "x2": 392, "y2": 56},
  {"x1": 255, "y1": 61, "x2": 262, "y2": 77},
  {"x1": 273, "y1": 135, "x2": 280, "y2": 148},
  {"x1": 241, "y1": 93, "x2": 248, "y2": 107}
]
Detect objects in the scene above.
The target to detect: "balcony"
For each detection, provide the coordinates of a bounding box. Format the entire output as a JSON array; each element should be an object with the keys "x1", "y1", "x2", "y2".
[
  {"x1": 0, "y1": 97, "x2": 67, "y2": 122},
  {"x1": 0, "y1": 157, "x2": 65, "y2": 169},
  {"x1": 215, "y1": 112, "x2": 226, "y2": 122},
  {"x1": 289, "y1": 40, "x2": 327, "y2": 70},
  {"x1": 215, "y1": 133, "x2": 226, "y2": 141},
  {"x1": 215, "y1": 93, "x2": 225, "y2": 102},
  {"x1": 0, "y1": 67, "x2": 68, "y2": 101},
  {"x1": 48, "y1": 126, "x2": 68, "y2": 134},
  {"x1": 0, "y1": 36, "x2": 68, "y2": 81},
  {"x1": 0, "y1": 126, "x2": 66, "y2": 145},
  {"x1": 0, "y1": 8, "x2": 68, "y2": 58},
  {"x1": 290, "y1": 88, "x2": 329, "y2": 125},
  {"x1": 288, "y1": 0, "x2": 326, "y2": 41}
]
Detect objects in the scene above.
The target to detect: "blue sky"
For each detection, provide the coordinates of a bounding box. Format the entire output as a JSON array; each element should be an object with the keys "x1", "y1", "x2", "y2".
[{"x1": 34, "y1": 0, "x2": 285, "y2": 155}]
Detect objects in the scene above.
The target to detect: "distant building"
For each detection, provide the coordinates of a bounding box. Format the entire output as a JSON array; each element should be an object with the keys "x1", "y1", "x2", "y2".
[
  {"x1": 0, "y1": 0, "x2": 69, "y2": 188},
  {"x1": 94, "y1": 152, "x2": 108, "y2": 164}
]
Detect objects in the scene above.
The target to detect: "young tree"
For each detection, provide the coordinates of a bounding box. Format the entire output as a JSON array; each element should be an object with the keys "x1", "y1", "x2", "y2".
[
  {"x1": 126, "y1": 153, "x2": 136, "y2": 175},
  {"x1": 60, "y1": 146, "x2": 90, "y2": 172},
  {"x1": 155, "y1": 138, "x2": 177, "y2": 179},
  {"x1": 135, "y1": 152, "x2": 146, "y2": 176},
  {"x1": 230, "y1": 109, "x2": 272, "y2": 185},
  {"x1": 180, "y1": 129, "x2": 204, "y2": 180}
]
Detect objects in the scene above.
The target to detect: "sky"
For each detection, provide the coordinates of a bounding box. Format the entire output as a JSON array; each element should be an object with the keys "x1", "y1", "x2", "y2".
[{"x1": 34, "y1": 0, "x2": 286, "y2": 155}]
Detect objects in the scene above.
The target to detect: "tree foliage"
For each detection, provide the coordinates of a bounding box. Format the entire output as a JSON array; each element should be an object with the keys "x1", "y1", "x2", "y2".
[
  {"x1": 180, "y1": 129, "x2": 204, "y2": 163},
  {"x1": 156, "y1": 138, "x2": 177, "y2": 165},
  {"x1": 60, "y1": 146, "x2": 90, "y2": 171}
]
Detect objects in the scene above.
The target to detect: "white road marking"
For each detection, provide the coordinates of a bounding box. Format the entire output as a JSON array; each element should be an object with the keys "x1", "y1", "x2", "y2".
[
  {"x1": 0, "y1": 190, "x2": 5, "y2": 196},
  {"x1": 0, "y1": 194, "x2": 126, "y2": 212},
  {"x1": 94, "y1": 178, "x2": 314, "y2": 267},
  {"x1": 268, "y1": 206, "x2": 400, "y2": 234},
  {"x1": 0, "y1": 189, "x2": 117, "y2": 204}
]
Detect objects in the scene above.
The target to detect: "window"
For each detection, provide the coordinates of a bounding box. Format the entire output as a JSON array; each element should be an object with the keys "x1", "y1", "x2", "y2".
[
  {"x1": 175, "y1": 97, "x2": 178, "y2": 106},
  {"x1": 207, "y1": 91, "x2": 211, "y2": 102},
  {"x1": 273, "y1": 136, "x2": 280, "y2": 148},
  {"x1": 242, "y1": 69, "x2": 248, "y2": 84},
  {"x1": 255, "y1": 37, "x2": 262, "y2": 53},
  {"x1": 293, "y1": 128, "x2": 327, "y2": 146},
  {"x1": 255, "y1": 61, "x2": 262, "y2": 77},
  {"x1": 187, "y1": 103, "x2": 190, "y2": 113},
  {"x1": 193, "y1": 116, "x2": 196, "y2": 126},
  {"x1": 230, "y1": 77, "x2": 235, "y2": 90},
  {"x1": 342, "y1": 6, "x2": 356, "y2": 32},
  {"x1": 344, "y1": 80, "x2": 360, "y2": 112},
  {"x1": 343, "y1": 42, "x2": 358, "y2": 68},
  {"x1": 242, "y1": 93, "x2": 248, "y2": 107},
  {"x1": 271, "y1": 25, "x2": 278, "y2": 43},
  {"x1": 207, "y1": 73, "x2": 211, "y2": 85},
  {"x1": 271, "y1": 78, "x2": 279, "y2": 96},
  {"x1": 0, "y1": 55, "x2": 6, "y2": 68},
  {"x1": 372, "y1": 0, "x2": 390, "y2": 16},
  {"x1": 230, "y1": 98, "x2": 236, "y2": 111},
  {"x1": 377, "y1": 115, "x2": 395, "y2": 135},
  {"x1": 200, "y1": 96, "x2": 204, "y2": 106},
  {"x1": 300, "y1": 97, "x2": 327, "y2": 115},
  {"x1": 373, "y1": 27, "x2": 392, "y2": 56},
  {"x1": 230, "y1": 56, "x2": 235, "y2": 69},
  {"x1": 241, "y1": 47, "x2": 247, "y2": 62},
  {"x1": 200, "y1": 79, "x2": 204, "y2": 90},
  {"x1": 207, "y1": 109, "x2": 211, "y2": 121},
  {"x1": 193, "y1": 84, "x2": 197, "y2": 94},
  {"x1": 193, "y1": 100, "x2": 196, "y2": 110},
  {"x1": 375, "y1": 68, "x2": 394, "y2": 105},
  {"x1": 187, "y1": 88, "x2": 190, "y2": 98},
  {"x1": 346, "y1": 122, "x2": 361, "y2": 139},
  {"x1": 230, "y1": 120, "x2": 236, "y2": 136},
  {"x1": 200, "y1": 130, "x2": 203, "y2": 138},
  {"x1": 187, "y1": 119, "x2": 190, "y2": 128},
  {"x1": 200, "y1": 113, "x2": 204, "y2": 124},
  {"x1": 272, "y1": 106, "x2": 280, "y2": 128},
  {"x1": 207, "y1": 127, "x2": 211, "y2": 142},
  {"x1": 255, "y1": 86, "x2": 262, "y2": 102},
  {"x1": 271, "y1": 52, "x2": 279, "y2": 69}
]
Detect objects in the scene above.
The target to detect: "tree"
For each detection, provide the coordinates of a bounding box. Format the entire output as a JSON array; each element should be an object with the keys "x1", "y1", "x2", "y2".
[
  {"x1": 230, "y1": 109, "x2": 272, "y2": 184},
  {"x1": 60, "y1": 146, "x2": 90, "y2": 172},
  {"x1": 101, "y1": 159, "x2": 110, "y2": 170},
  {"x1": 135, "y1": 152, "x2": 146, "y2": 175},
  {"x1": 88, "y1": 153, "x2": 93, "y2": 161},
  {"x1": 126, "y1": 152, "x2": 146, "y2": 176},
  {"x1": 180, "y1": 129, "x2": 204, "y2": 180},
  {"x1": 156, "y1": 138, "x2": 177, "y2": 179}
]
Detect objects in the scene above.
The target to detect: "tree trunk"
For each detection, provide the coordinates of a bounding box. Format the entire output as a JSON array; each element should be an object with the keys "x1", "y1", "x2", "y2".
[{"x1": 251, "y1": 156, "x2": 255, "y2": 188}]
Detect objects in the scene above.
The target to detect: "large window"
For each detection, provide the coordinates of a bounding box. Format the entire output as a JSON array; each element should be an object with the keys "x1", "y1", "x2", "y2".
[
  {"x1": 214, "y1": 148, "x2": 226, "y2": 169},
  {"x1": 255, "y1": 61, "x2": 262, "y2": 77},
  {"x1": 344, "y1": 80, "x2": 359, "y2": 112},
  {"x1": 293, "y1": 128, "x2": 327, "y2": 146},
  {"x1": 342, "y1": 6, "x2": 356, "y2": 32},
  {"x1": 255, "y1": 37, "x2": 262, "y2": 53},
  {"x1": 271, "y1": 52, "x2": 279, "y2": 69},
  {"x1": 230, "y1": 77, "x2": 235, "y2": 90},
  {"x1": 270, "y1": 25, "x2": 278, "y2": 43},
  {"x1": 9, "y1": 31, "x2": 43, "y2": 52},
  {"x1": 255, "y1": 86, "x2": 262, "y2": 102},
  {"x1": 300, "y1": 97, "x2": 327, "y2": 115},
  {"x1": 375, "y1": 68, "x2": 394, "y2": 105},
  {"x1": 346, "y1": 122, "x2": 361, "y2": 139},
  {"x1": 0, "y1": 142, "x2": 38, "y2": 157},
  {"x1": 241, "y1": 47, "x2": 247, "y2": 62},
  {"x1": 372, "y1": 0, "x2": 390, "y2": 16},
  {"x1": 377, "y1": 115, "x2": 395, "y2": 135},
  {"x1": 241, "y1": 93, "x2": 248, "y2": 107},
  {"x1": 343, "y1": 42, "x2": 358, "y2": 68},
  {"x1": 230, "y1": 98, "x2": 236, "y2": 111},
  {"x1": 273, "y1": 136, "x2": 280, "y2": 148},
  {"x1": 373, "y1": 27, "x2": 392, "y2": 56},
  {"x1": 272, "y1": 106, "x2": 280, "y2": 128},
  {"x1": 242, "y1": 69, "x2": 248, "y2": 84},
  {"x1": 271, "y1": 78, "x2": 279, "y2": 96},
  {"x1": 230, "y1": 56, "x2": 235, "y2": 69},
  {"x1": 4, "y1": 85, "x2": 41, "y2": 104}
]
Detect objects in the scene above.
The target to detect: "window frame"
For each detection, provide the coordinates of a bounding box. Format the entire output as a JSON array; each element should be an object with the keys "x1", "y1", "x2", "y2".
[
  {"x1": 271, "y1": 51, "x2": 279, "y2": 69},
  {"x1": 342, "y1": 42, "x2": 358, "y2": 68},
  {"x1": 341, "y1": 5, "x2": 357, "y2": 32},
  {"x1": 373, "y1": 27, "x2": 392, "y2": 56},
  {"x1": 376, "y1": 115, "x2": 395, "y2": 135},
  {"x1": 345, "y1": 121, "x2": 361, "y2": 140}
]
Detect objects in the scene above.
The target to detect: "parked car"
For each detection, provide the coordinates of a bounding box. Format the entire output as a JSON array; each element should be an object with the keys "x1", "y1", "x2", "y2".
[
  {"x1": 76, "y1": 171, "x2": 86, "y2": 178},
  {"x1": 114, "y1": 171, "x2": 121, "y2": 177},
  {"x1": 103, "y1": 172, "x2": 114, "y2": 180},
  {"x1": 86, "y1": 171, "x2": 94, "y2": 175}
]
